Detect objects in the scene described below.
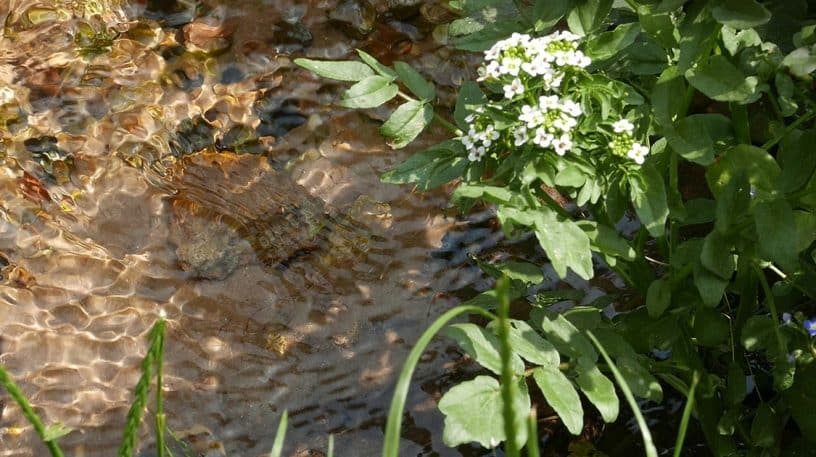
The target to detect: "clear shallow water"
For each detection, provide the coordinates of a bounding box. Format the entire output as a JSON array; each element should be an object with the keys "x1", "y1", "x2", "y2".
[{"x1": 0, "y1": 1, "x2": 670, "y2": 456}]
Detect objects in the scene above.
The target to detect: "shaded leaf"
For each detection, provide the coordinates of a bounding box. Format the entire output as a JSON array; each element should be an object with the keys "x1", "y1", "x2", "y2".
[
  {"x1": 585, "y1": 22, "x2": 641, "y2": 61},
  {"x1": 532, "y1": 366, "x2": 584, "y2": 434},
  {"x1": 646, "y1": 278, "x2": 671, "y2": 318},
  {"x1": 567, "y1": 0, "x2": 614, "y2": 36},
  {"x1": 712, "y1": 0, "x2": 771, "y2": 29},
  {"x1": 380, "y1": 100, "x2": 433, "y2": 148},
  {"x1": 394, "y1": 61, "x2": 436, "y2": 101},
  {"x1": 576, "y1": 365, "x2": 619, "y2": 423},
  {"x1": 539, "y1": 313, "x2": 597, "y2": 361},
  {"x1": 443, "y1": 323, "x2": 525, "y2": 375},
  {"x1": 628, "y1": 164, "x2": 669, "y2": 237},
  {"x1": 685, "y1": 55, "x2": 761, "y2": 103},
  {"x1": 340, "y1": 75, "x2": 399, "y2": 108},
  {"x1": 755, "y1": 200, "x2": 799, "y2": 272}
]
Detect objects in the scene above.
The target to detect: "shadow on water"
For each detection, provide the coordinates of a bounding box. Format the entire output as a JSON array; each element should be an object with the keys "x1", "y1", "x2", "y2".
[{"x1": 0, "y1": 1, "x2": 704, "y2": 456}]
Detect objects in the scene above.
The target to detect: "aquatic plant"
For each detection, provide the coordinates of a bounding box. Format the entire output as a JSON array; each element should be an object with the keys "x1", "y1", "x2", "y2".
[{"x1": 297, "y1": 0, "x2": 816, "y2": 455}]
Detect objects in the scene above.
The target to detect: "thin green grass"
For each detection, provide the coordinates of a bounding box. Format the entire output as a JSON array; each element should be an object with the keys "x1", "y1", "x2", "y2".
[
  {"x1": 587, "y1": 330, "x2": 658, "y2": 457},
  {"x1": 269, "y1": 410, "x2": 288, "y2": 457},
  {"x1": 672, "y1": 372, "x2": 699, "y2": 457},
  {"x1": 382, "y1": 304, "x2": 496, "y2": 457},
  {"x1": 0, "y1": 365, "x2": 66, "y2": 457}
]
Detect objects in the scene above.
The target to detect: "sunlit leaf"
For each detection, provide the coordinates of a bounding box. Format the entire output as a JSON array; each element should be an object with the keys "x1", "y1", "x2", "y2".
[{"x1": 294, "y1": 58, "x2": 375, "y2": 82}]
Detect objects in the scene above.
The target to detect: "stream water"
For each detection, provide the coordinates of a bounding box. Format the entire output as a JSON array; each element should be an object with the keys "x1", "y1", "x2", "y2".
[{"x1": 0, "y1": 1, "x2": 695, "y2": 456}]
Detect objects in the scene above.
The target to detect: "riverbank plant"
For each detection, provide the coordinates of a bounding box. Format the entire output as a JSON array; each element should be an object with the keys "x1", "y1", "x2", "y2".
[{"x1": 297, "y1": 0, "x2": 816, "y2": 455}]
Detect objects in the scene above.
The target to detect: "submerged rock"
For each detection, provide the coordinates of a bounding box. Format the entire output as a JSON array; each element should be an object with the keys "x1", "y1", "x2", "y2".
[
  {"x1": 329, "y1": 0, "x2": 378, "y2": 39},
  {"x1": 168, "y1": 152, "x2": 325, "y2": 279}
]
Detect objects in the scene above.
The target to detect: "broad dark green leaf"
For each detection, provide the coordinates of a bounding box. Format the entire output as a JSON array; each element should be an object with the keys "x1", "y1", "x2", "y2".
[
  {"x1": 694, "y1": 261, "x2": 729, "y2": 306},
  {"x1": 664, "y1": 113, "x2": 733, "y2": 165},
  {"x1": 794, "y1": 210, "x2": 816, "y2": 252},
  {"x1": 617, "y1": 356, "x2": 663, "y2": 402},
  {"x1": 755, "y1": 200, "x2": 799, "y2": 272},
  {"x1": 685, "y1": 55, "x2": 761, "y2": 103},
  {"x1": 775, "y1": 72, "x2": 799, "y2": 117},
  {"x1": 749, "y1": 403, "x2": 777, "y2": 448},
  {"x1": 628, "y1": 164, "x2": 669, "y2": 237},
  {"x1": 714, "y1": 172, "x2": 750, "y2": 234},
  {"x1": 567, "y1": 0, "x2": 614, "y2": 36},
  {"x1": 380, "y1": 100, "x2": 433, "y2": 148},
  {"x1": 646, "y1": 278, "x2": 671, "y2": 317},
  {"x1": 706, "y1": 145, "x2": 781, "y2": 197},
  {"x1": 725, "y1": 363, "x2": 747, "y2": 406},
  {"x1": 692, "y1": 307, "x2": 730, "y2": 346},
  {"x1": 576, "y1": 220, "x2": 637, "y2": 261},
  {"x1": 637, "y1": 8, "x2": 677, "y2": 50},
  {"x1": 563, "y1": 306, "x2": 602, "y2": 331},
  {"x1": 355, "y1": 49, "x2": 397, "y2": 77},
  {"x1": 394, "y1": 61, "x2": 436, "y2": 101},
  {"x1": 532, "y1": 366, "x2": 584, "y2": 434},
  {"x1": 294, "y1": 58, "x2": 375, "y2": 82},
  {"x1": 625, "y1": 38, "x2": 669, "y2": 74},
  {"x1": 585, "y1": 22, "x2": 641, "y2": 61},
  {"x1": 712, "y1": 0, "x2": 771, "y2": 29},
  {"x1": 443, "y1": 323, "x2": 525, "y2": 375},
  {"x1": 533, "y1": 0, "x2": 572, "y2": 29},
  {"x1": 651, "y1": 66, "x2": 685, "y2": 125},
  {"x1": 439, "y1": 376, "x2": 530, "y2": 448},
  {"x1": 505, "y1": 319, "x2": 560, "y2": 367},
  {"x1": 783, "y1": 363, "x2": 816, "y2": 438},
  {"x1": 677, "y1": 18, "x2": 720, "y2": 72},
  {"x1": 721, "y1": 26, "x2": 762, "y2": 56},
  {"x1": 454, "y1": 81, "x2": 486, "y2": 129},
  {"x1": 555, "y1": 165, "x2": 588, "y2": 187},
  {"x1": 381, "y1": 140, "x2": 464, "y2": 188},
  {"x1": 701, "y1": 231, "x2": 736, "y2": 279},
  {"x1": 455, "y1": 184, "x2": 516, "y2": 205},
  {"x1": 339, "y1": 75, "x2": 399, "y2": 108},
  {"x1": 576, "y1": 365, "x2": 619, "y2": 423},
  {"x1": 782, "y1": 47, "x2": 816, "y2": 78},
  {"x1": 740, "y1": 315, "x2": 774, "y2": 351},
  {"x1": 539, "y1": 313, "x2": 598, "y2": 361}
]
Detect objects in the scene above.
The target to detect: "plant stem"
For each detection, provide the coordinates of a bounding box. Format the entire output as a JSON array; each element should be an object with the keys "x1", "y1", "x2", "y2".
[
  {"x1": 397, "y1": 90, "x2": 460, "y2": 135},
  {"x1": 730, "y1": 102, "x2": 751, "y2": 145},
  {"x1": 672, "y1": 372, "x2": 699, "y2": 457},
  {"x1": 0, "y1": 365, "x2": 66, "y2": 457},
  {"x1": 154, "y1": 318, "x2": 166, "y2": 457},
  {"x1": 496, "y1": 276, "x2": 519, "y2": 457},
  {"x1": 762, "y1": 109, "x2": 816, "y2": 150},
  {"x1": 755, "y1": 267, "x2": 787, "y2": 359}
]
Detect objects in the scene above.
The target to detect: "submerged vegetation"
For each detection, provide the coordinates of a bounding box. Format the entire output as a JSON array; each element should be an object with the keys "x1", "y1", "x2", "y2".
[{"x1": 2, "y1": 0, "x2": 816, "y2": 456}]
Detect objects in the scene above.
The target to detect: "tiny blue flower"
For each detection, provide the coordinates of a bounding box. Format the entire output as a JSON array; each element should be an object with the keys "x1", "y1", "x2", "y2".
[
  {"x1": 782, "y1": 312, "x2": 792, "y2": 325},
  {"x1": 804, "y1": 319, "x2": 816, "y2": 337}
]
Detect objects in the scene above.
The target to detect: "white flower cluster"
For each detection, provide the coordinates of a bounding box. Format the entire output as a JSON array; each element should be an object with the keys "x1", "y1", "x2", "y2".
[
  {"x1": 515, "y1": 95, "x2": 582, "y2": 156},
  {"x1": 609, "y1": 119, "x2": 649, "y2": 164},
  {"x1": 478, "y1": 31, "x2": 592, "y2": 97},
  {"x1": 461, "y1": 111, "x2": 500, "y2": 161}
]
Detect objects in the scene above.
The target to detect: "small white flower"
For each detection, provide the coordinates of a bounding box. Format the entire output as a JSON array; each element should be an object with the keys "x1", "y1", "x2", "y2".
[
  {"x1": 499, "y1": 57, "x2": 523, "y2": 76},
  {"x1": 627, "y1": 143, "x2": 649, "y2": 164},
  {"x1": 553, "y1": 134, "x2": 573, "y2": 156},
  {"x1": 468, "y1": 145, "x2": 487, "y2": 162},
  {"x1": 533, "y1": 128, "x2": 554, "y2": 148},
  {"x1": 513, "y1": 127, "x2": 528, "y2": 146},
  {"x1": 612, "y1": 119, "x2": 635, "y2": 134},
  {"x1": 561, "y1": 100, "x2": 582, "y2": 117},
  {"x1": 503, "y1": 78, "x2": 524, "y2": 99},
  {"x1": 539, "y1": 95, "x2": 559, "y2": 110}
]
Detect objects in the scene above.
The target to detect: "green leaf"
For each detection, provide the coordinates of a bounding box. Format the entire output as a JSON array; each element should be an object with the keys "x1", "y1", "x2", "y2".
[
  {"x1": 567, "y1": 0, "x2": 614, "y2": 36},
  {"x1": 692, "y1": 307, "x2": 730, "y2": 346},
  {"x1": 443, "y1": 323, "x2": 524, "y2": 375},
  {"x1": 628, "y1": 164, "x2": 669, "y2": 237},
  {"x1": 498, "y1": 207, "x2": 594, "y2": 280},
  {"x1": 294, "y1": 58, "x2": 375, "y2": 82},
  {"x1": 496, "y1": 261, "x2": 544, "y2": 284},
  {"x1": 712, "y1": 0, "x2": 771, "y2": 29},
  {"x1": 714, "y1": 172, "x2": 750, "y2": 234},
  {"x1": 646, "y1": 278, "x2": 671, "y2": 318},
  {"x1": 394, "y1": 61, "x2": 436, "y2": 101},
  {"x1": 701, "y1": 231, "x2": 736, "y2": 279},
  {"x1": 505, "y1": 319, "x2": 560, "y2": 367},
  {"x1": 725, "y1": 363, "x2": 747, "y2": 406},
  {"x1": 533, "y1": 0, "x2": 572, "y2": 29},
  {"x1": 749, "y1": 403, "x2": 776, "y2": 448},
  {"x1": 677, "y1": 18, "x2": 720, "y2": 73},
  {"x1": 721, "y1": 26, "x2": 762, "y2": 56},
  {"x1": 685, "y1": 55, "x2": 761, "y2": 103},
  {"x1": 783, "y1": 363, "x2": 816, "y2": 438},
  {"x1": 576, "y1": 365, "x2": 619, "y2": 423},
  {"x1": 651, "y1": 66, "x2": 685, "y2": 125},
  {"x1": 539, "y1": 313, "x2": 598, "y2": 361},
  {"x1": 439, "y1": 375, "x2": 530, "y2": 448},
  {"x1": 625, "y1": 38, "x2": 668, "y2": 74},
  {"x1": 381, "y1": 140, "x2": 464, "y2": 189},
  {"x1": 355, "y1": 49, "x2": 397, "y2": 77},
  {"x1": 555, "y1": 165, "x2": 588, "y2": 187},
  {"x1": 775, "y1": 72, "x2": 799, "y2": 117},
  {"x1": 664, "y1": 113, "x2": 733, "y2": 165},
  {"x1": 782, "y1": 46, "x2": 816, "y2": 78},
  {"x1": 532, "y1": 366, "x2": 584, "y2": 434},
  {"x1": 339, "y1": 75, "x2": 399, "y2": 109},
  {"x1": 455, "y1": 184, "x2": 516, "y2": 205},
  {"x1": 740, "y1": 315, "x2": 774, "y2": 351},
  {"x1": 454, "y1": 81, "x2": 486, "y2": 129},
  {"x1": 585, "y1": 22, "x2": 641, "y2": 61},
  {"x1": 564, "y1": 306, "x2": 602, "y2": 330},
  {"x1": 42, "y1": 422, "x2": 73, "y2": 441},
  {"x1": 617, "y1": 356, "x2": 663, "y2": 402},
  {"x1": 706, "y1": 145, "x2": 781, "y2": 197},
  {"x1": 694, "y1": 261, "x2": 728, "y2": 306},
  {"x1": 755, "y1": 200, "x2": 799, "y2": 272},
  {"x1": 576, "y1": 220, "x2": 637, "y2": 261},
  {"x1": 637, "y1": 9, "x2": 677, "y2": 50},
  {"x1": 380, "y1": 100, "x2": 433, "y2": 148}
]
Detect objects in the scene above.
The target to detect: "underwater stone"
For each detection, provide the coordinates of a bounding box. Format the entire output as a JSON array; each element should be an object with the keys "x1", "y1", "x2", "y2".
[{"x1": 329, "y1": 0, "x2": 378, "y2": 39}]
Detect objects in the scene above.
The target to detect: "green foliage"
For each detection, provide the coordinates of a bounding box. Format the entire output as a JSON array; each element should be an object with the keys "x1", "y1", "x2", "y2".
[{"x1": 300, "y1": 1, "x2": 816, "y2": 455}]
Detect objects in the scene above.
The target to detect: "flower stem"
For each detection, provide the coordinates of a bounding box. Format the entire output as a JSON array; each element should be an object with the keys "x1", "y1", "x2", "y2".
[{"x1": 762, "y1": 109, "x2": 816, "y2": 150}]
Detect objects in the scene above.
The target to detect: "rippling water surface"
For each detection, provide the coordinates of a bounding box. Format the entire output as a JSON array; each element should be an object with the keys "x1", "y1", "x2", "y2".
[{"x1": 0, "y1": 1, "x2": 655, "y2": 456}]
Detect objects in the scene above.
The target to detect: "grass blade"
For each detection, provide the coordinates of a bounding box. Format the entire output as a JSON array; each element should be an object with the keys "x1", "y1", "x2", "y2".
[
  {"x1": 327, "y1": 434, "x2": 335, "y2": 457},
  {"x1": 382, "y1": 305, "x2": 496, "y2": 457},
  {"x1": 269, "y1": 410, "x2": 288, "y2": 457},
  {"x1": 672, "y1": 372, "x2": 699, "y2": 457},
  {"x1": 154, "y1": 316, "x2": 167, "y2": 457},
  {"x1": 0, "y1": 365, "x2": 66, "y2": 457},
  {"x1": 119, "y1": 318, "x2": 166, "y2": 457},
  {"x1": 526, "y1": 409, "x2": 541, "y2": 457},
  {"x1": 586, "y1": 330, "x2": 658, "y2": 457}
]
